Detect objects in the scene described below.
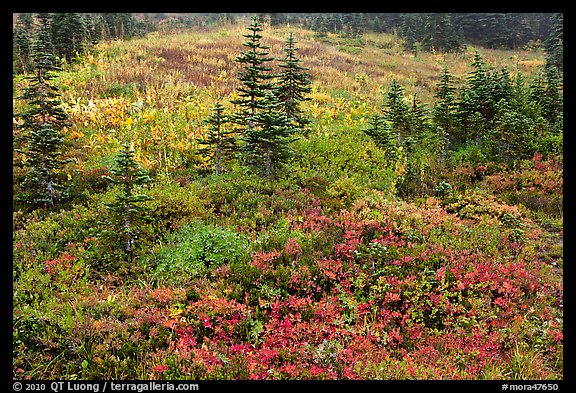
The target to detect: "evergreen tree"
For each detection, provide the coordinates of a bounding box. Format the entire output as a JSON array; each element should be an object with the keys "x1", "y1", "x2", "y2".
[
  {"x1": 400, "y1": 13, "x2": 425, "y2": 53},
  {"x1": 475, "y1": 13, "x2": 510, "y2": 48},
  {"x1": 13, "y1": 13, "x2": 34, "y2": 74},
  {"x1": 540, "y1": 65, "x2": 563, "y2": 131},
  {"x1": 491, "y1": 98, "x2": 533, "y2": 162},
  {"x1": 268, "y1": 13, "x2": 286, "y2": 26},
  {"x1": 383, "y1": 79, "x2": 411, "y2": 144},
  {"x1": 82, "y1": 14, "x2": 101, "y2": 46},
  {"x1": 423, "y1": 13, "x2": 462, "y2": 52},
  {"x1": 408, "y1": 93, "x2": 431, "y2": 135},
  {"x1": 490, "y1": 67, "x2": 514, "y2": 105},
  {"x1": 242, "y1": 91, "x2": 298, "y2": 179},
  {"x1": 368, "y1": 14, "x2": 387, "y2": 33},
  {"x1": 14, "y1": 21, "x2": 69, "y2": 209},
  {"x1": 309, "y1": 14, "x2": 329, "y2": 34},
  {"x1": 51, "y1": 13, "x2": 87, "y2": 62},
  {"x1": 197, "y1": 102, "x2": 237, "y2": 175},
  {"x1": 102, "y1": 142, "x2": 154, "y2": 264},
  {"x1": 342, "y1": 13, "x2": 364, "y2": 38},
  {"x1": 545, "y1": 13, "x2": 563, "y2": 72},
  {"x1": 103, "y1": 13, "x2": 139, "y2": 40},
  {"x1": 275, "y1": 32, "x2": 312, "y2": 130},
  {"x1": 327, "y1": 13, "x2": 344, "y2": 34},
  {"x1": 363, "y1": 113, "x2": 398, "y2": 163},
  {"x1": 505, "y1": 13, "x2": 534, "y2": 49},
  {"x1": 93, "y1": 14, "x2": 110, "y2": 41},
  {"x1": 433, "y1": 62, "x2": 458, "y2": 144},
  {"x1": 456, "y1": 52, "x2": 494, "y2": 143},
  {"x1": 231, "y1": 15, "x2": 275, "y2": 133}
]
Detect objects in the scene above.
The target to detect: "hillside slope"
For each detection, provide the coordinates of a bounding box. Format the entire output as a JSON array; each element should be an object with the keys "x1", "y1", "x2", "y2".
[{"x1": 13, "y1": 24, "x2": 562, "y2": 380}]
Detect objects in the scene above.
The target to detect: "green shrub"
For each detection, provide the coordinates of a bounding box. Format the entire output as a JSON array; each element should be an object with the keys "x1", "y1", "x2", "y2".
[
  {"x1": 155, "y1": 221, "x2": 250, "y2": 284},
  {"x1": 147, "y1": 181, "x2": 209, "y2": 232}
]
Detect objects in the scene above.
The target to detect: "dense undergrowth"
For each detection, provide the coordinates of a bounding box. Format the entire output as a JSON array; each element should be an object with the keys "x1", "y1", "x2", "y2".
[{"x1": 13, "y1": 23, "x2": 562, "y2": 380}]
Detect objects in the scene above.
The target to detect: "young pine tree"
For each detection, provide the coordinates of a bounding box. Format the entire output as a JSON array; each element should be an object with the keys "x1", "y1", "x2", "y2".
[
  {"x1": 197, "y1": 102, "x2": 237, "y2": 175},
  {"x1": 14, "y1": 21, "x2": 70, "y2": 209},
  {"x1": 275, "y1": 32, "x2": 312, "y2": 131},
  {"x1": 102, "y1": 142, "x2": 154, "y2": 264}
]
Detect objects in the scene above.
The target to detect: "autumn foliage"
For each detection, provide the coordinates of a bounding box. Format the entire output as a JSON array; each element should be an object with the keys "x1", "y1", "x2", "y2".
[{"x1": 13, "y1": 19, "x2": 562, "y2": 381}]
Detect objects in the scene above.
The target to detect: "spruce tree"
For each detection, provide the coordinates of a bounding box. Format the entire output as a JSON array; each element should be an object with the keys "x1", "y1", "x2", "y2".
[
  {"x1": 408, "y1": 93, "x2": 431, "y2": 135},
  {"x1": 275, "y1": 32, "x2": 312, "y2": 130},
  {"x1": 327, "y1": 13, "x2": 344, "y2": 34},
  {"x1": 456, "y1": 52, "x2": 493, "y2": 143},
  {"x1": 505, "y1": 13, "x2": 534, "y2": 49},
  {"x1": 14, "y1": 21, "x2": 70, "y2": 209},
  {"x1": 476, "y1": 13, "x2": 510, "y2": 48},
  {"x1": 400, "y1": 14, "x2": 423, "y2": 53},
  {"x1": 541, "y1": 65, "x2": 563, "y2": 131},
  {"x1": 197, "y1": 102, "x2": 237, "y2": 175},
  {"x1": 242, "y1": 91, "x2": 298, "y2": 179},
  {"x1": 545, "y1": 13, "x2": 563, "y2": 72},
  {"x1": 433, "y1": 63, "x2": 458, "y2": 144},
  {"x1": 363, "y1": 113, "x2": 398, "y2": 163},
  {"x1": 231, "y1": 15, "x2": 275, "y2": 132},
  {"x1": 13, "y1": 13, "x2": 34, "y2": 74},
  {"x1": 423, "y1": 13, "x2": 462, "y2": 52},
  {"x1": 342, "y1": 13, "x2": 364, "y2": 38},
  {"x1": 102, "y1": 142, "x2": 154, "y2": 264},
  {"x1": 51, "y1": 13, "x2": 87, "y2": 62},
  {"x1": 383, "y1": 79, "x2": 411, "y2": 144}
]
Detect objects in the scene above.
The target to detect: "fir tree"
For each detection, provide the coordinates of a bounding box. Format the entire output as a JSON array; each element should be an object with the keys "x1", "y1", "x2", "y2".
[
  {"x1": 13, "y1": 13, "x2": 34, "y2": 74},
  {"x1": 505, "y1": 13, "x2": 534, "y2": 49},
  {"x1": 408, "y1": 93, "x2": 431, "y2": 135},
  {"x1": 275, "y1": 32, "x2": 312, "y2": 130},
  {"x1": 424, "y1": 13, "x2": 462, "y2": 52},
  {"x1": 456, "y1": 52, "x2": 493, "y2": 143},
  {"x1": 14, "y1": 21, "x2": 69, "y2": 209},
  {"x1": 545, "y1": 13, "x2": 563, "y2": 72},
  {"x1": 93, "y1": 14, "x2": 110, "y2": 42},
  {"x1": 383, "y1": 79, "x2": 411, "y2": 144},
  {"x1": 197, "y1": 102, "x2": 237, "y2": 175},
  {"x1": 102, "y1": 142, "x2": 154, "y2": 264},
  {"x1": 327, "y1": 13, "x2": 344, "y2": 34},
  {"x1": 363, "y1": 113, "x2": 398, "y2": 163},
  {"x1": 242, "y1": 91, "x2": 298, "y2": 179},
  {"x1": 540, "y1": 65, "x2": 563, "y2": 131},
  {"x1": 400, "y1": 13, "x2": 424, "y2": 53},
  {"x1": 433, "y1": 62, "x2": 458, "y2": 144},
  {"x1": 342, "y1": 13, "x2": 364, "y2": 38},
  {"x1": 475, "y1": 13, "x2": 510, "y2": 48},
  {"x1": 51, "y1": 13, "x2": 87, "y2": 62},
  {"x1": 231, "y1": 15, "x2": 275, "y2": 132}
]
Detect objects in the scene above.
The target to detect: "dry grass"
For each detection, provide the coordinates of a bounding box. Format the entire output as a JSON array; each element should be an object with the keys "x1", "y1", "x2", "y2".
[
  {"x1": 70, "y1": 24, "x2": 546, "y2": 107},
  {"x1": 54, "y1": 23, "x2": 546, "y2": 172}
]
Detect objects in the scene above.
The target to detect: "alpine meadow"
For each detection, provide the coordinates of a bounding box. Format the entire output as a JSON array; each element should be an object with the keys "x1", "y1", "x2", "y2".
[{"x1": 13, "y1": 13, "x2": 563, "y2": 381}]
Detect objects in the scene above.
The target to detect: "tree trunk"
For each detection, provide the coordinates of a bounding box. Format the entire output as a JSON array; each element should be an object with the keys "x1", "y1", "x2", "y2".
[
  {"x1": 124, "y1": 201, "x2": 133, "y2": 262},
  {"x1": 265, "y1": 145, "x2": 272, "y2": 179}
]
